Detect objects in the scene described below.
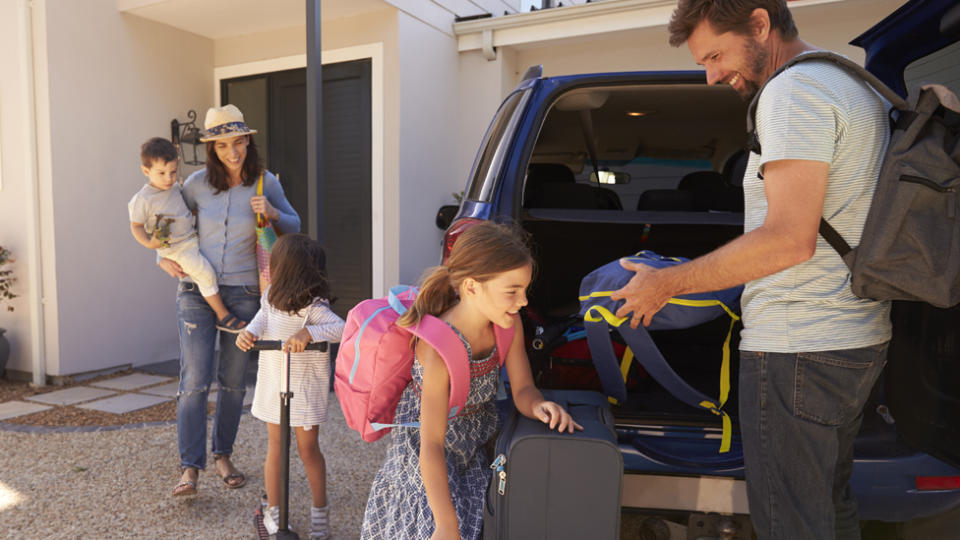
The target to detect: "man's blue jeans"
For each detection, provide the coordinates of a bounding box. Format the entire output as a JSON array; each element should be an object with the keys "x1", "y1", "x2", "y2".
[
  {"x1": 176, "y1": 282, "x2": 260, "y2": 470},
  {"x1": 739, "y1": 343, "x2": 888, "y2": 540}
]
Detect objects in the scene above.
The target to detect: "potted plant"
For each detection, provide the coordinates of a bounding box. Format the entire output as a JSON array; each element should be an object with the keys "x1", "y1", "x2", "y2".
[{"x1": 0, "y1": 245, "x2": 16, "y2": 376}]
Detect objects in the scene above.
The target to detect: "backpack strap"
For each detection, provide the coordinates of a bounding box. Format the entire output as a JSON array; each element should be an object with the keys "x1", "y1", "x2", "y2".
[
  {"x1": 407, "y1": 315, "x2": 472, "y2": 418},
  {"x1": 368, "y1": 319, "x2": 470, "y2": 433},
  {"x1": 364, "y1": 286, "x2": 471, "y2": 434},
  {"x1": 493, "y1": 319, "x2": 516, "y2": 367},
  {"x1": 746, "y1": 51, "x2": 908, "y2": 138}
]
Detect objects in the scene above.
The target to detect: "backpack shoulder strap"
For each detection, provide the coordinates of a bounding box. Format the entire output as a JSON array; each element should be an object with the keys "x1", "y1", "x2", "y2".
[
  {"x1": 746, "y1": 51, "x2": 908, "y2": 135},
  {"x1": 407, "y1": 315, "x2": 472, "y2": 418},
  {"x1": 493, "y1": 320, "x2": 516, "y2": 368}
]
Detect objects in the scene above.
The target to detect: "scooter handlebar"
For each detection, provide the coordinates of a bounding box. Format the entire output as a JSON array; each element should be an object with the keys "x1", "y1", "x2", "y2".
[{"x1": 250, "y1": 341, "x2": 328, "y2": 352}]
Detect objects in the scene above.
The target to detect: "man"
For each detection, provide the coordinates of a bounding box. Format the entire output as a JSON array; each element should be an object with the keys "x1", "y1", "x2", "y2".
[{"x1": 611, "y1": 1, "x2": 891, "y2": 538}]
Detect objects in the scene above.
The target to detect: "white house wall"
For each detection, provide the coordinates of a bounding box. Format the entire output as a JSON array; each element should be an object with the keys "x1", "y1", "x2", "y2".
[
  {"x1": 0, "y1": 0, "x2": 50, "y2": 377},
  {"x1": 396, "y1": 11, "x2": 462, "y2": 284},
  {"x1": 25, "y1": 0, "x2": 214, "y2": 376},
  {"x1": 214, "y1": 25, "x2": 308, "y2": 68}
]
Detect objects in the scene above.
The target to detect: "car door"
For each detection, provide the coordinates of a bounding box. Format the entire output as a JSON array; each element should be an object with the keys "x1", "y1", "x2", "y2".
[{"x1": 850, "y1": 0, "x2": 960, "y2": 469}]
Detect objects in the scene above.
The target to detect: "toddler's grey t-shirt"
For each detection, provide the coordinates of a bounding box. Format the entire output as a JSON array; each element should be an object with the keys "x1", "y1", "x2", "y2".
[{"x1": 127, "y1": 183, "x2": 195, "y2": 246}]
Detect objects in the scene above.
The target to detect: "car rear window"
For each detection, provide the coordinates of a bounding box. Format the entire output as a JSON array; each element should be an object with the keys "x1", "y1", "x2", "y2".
[{"x1": 522, "y1": 84, "x2": 747, "y2": 213}]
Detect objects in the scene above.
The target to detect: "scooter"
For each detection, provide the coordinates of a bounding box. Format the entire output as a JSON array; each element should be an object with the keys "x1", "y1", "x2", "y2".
[{"x1": 252, "y1": 340, "x2": 328, "y2": 540}]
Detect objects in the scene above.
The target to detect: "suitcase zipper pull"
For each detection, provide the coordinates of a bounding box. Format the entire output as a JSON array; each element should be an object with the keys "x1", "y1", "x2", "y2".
[{"x1": 490, "y1": 454, "x2": 507, "y2": 496}]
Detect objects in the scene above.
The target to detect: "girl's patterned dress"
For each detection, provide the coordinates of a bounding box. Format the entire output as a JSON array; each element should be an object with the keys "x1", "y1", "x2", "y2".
[{"x1": 361, "y1": 323, "x2": 501, "y2": 540}]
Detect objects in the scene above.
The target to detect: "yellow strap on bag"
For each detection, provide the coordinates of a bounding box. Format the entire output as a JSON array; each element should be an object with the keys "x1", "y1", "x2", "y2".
[{"x1": 582, "y1": 301, "x2": 736, "y2": 453}]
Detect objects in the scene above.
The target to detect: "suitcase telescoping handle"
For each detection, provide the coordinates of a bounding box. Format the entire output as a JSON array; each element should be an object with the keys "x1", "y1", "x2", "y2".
[{"x1": 250, "y1": 341, "x2": 328, "y2": 352}]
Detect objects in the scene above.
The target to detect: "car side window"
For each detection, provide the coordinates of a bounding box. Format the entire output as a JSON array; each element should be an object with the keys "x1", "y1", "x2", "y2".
[
  {"x1": 903, "y1": 40, "x2": 960, "y2": 96},
  {"x1": 466, "y1": 90, "x2": 528, "y2": 203}
]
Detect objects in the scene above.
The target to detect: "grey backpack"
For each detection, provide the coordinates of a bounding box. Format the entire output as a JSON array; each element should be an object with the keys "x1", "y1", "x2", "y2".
[{"x1": 747, "y1": 51, "x2": 960, "y2": 308}]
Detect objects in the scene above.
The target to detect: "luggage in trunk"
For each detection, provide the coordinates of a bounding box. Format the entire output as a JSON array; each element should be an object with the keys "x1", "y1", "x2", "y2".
[{"x1": 483, "y1": 389, "x2": 622, "y2": 540}]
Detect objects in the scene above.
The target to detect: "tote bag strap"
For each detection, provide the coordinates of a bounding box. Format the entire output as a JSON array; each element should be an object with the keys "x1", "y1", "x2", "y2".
[{"x1": 256, "y1": 173, "x2": 268, "y2": 227}]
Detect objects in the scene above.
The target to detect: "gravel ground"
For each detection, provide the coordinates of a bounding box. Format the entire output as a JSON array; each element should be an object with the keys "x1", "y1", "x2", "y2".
[{"x1": 1, "y1": 395, "x2": 388, "y2": 539}]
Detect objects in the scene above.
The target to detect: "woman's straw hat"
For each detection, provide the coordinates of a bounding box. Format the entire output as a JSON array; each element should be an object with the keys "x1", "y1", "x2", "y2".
[{"x1": 199, "y1": 104, "x2": 258, "y2": 142}]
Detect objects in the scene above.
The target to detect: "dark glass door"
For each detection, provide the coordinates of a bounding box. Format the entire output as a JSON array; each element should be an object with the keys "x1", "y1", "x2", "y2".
[{"x1": 221, "y1": 59, "x2": 373, "y2": 318}]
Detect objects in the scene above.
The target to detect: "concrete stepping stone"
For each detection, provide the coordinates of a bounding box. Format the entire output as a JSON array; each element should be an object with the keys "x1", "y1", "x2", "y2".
[
  {"x1": 88, "y1": 373, "x2": 172, "y2": 391},
  {"x1": 0, "y1": 400, "x2": 53, "y2": 420},
  {"x1": 76, "y1": 393, "x2": 171, "y2": 414},
  {"x1": 25, "y1": 386, "x2": 116, "y2": 406},
  {"x1": 138, "y1": 381, "x2": 180, "y2": 398}
]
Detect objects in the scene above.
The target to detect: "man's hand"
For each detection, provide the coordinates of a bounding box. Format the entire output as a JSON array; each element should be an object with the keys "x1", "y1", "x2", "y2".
[
  {"x1": 157, "y1": 258, "x2": 186, "y2": 278},
  {"x1": 609, "y1": 259, "x2": 673, "y2": 329}
]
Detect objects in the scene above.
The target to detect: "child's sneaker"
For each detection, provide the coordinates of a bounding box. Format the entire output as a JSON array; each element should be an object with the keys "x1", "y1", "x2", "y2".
[
  {"x1": 253, "y1": 501, "x2": 271, "y2": 540},
  {"x1": 261, "y1": 503, "x2": 282, "y2": 536},
  {"x1": 310, "y1": 505, "x2": 330, "y2": 539}
]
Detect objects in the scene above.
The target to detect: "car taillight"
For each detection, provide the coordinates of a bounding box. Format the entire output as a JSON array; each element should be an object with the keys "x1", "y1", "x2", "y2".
[
  {"x1": 442, "y1": 218, "x2": 484, "y2": 263},
  {"x1": 915, "y1": 476, "x2": 960, "y2": 491}
]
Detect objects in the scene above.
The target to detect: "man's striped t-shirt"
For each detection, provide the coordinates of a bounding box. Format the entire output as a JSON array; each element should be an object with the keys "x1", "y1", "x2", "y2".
[{"x1": 740, "y1": 55, "x2": 892, "y2": 353}]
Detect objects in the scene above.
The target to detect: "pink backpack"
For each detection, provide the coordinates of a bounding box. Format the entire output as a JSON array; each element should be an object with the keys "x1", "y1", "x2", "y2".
[{"x1": 334, "y1": 286, "x2": 515, "y2": 442}]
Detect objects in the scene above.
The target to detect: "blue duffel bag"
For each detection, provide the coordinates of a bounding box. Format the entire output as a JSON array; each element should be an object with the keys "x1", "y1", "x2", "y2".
[{"x1": 578, "y1": 251, "x2": 743, "y2": 452}]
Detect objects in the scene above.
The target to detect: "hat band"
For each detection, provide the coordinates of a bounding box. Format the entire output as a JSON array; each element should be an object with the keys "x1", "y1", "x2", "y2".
[{"x1": 205, "y1": 121, "x2": 250, "y2": 138}]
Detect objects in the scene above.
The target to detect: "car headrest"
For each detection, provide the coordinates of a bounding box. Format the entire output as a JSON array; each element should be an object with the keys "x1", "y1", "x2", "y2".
[
  {"x1": 527, "y1": 163, "x2": 576, "y2": 186},
  {"x1": 527, "y1": 183, "x2": 603, "y2": 209},
  {"x1": 678, "y1": 170, "x2": 724, "y2": 191},
  {"x1": 636, "y1": 189, "x2": 695, "y2": 211}
]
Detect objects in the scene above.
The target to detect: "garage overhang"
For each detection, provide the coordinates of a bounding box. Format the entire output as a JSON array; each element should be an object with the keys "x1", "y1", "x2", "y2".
[{"x1": 454, "y1": 0, "x2": 852, "y2": 54}]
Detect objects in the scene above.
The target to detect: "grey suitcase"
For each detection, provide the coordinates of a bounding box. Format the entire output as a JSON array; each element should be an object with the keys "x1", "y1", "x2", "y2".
[{"x1": 483, "y1": 389, "x2": 623, "y2": 540}]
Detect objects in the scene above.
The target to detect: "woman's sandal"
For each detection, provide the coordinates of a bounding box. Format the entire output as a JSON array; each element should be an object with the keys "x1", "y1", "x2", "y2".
[
  {"x1": 213, "y1": 454, "x2": 247, "y2": 489},
  {"x1": 172, "y1": 467, "x2": 199, "y2": 497},
  {"x1": 216, "y1": 313, "x2": 248, "y2": 334}
]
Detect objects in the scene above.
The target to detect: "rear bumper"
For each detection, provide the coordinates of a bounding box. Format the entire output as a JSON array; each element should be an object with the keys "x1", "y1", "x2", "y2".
[
  {"x1": 617, "y1": 427, "x2": 960, "y2": 521},
  {"x1": 622, "y1": 473, "x2": 749, "y2": 514}
]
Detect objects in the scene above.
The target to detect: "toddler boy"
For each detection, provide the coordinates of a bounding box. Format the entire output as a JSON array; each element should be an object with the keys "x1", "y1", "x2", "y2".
[{"x1": 128, "y1": 137, "x2": 246, "y2": 333}]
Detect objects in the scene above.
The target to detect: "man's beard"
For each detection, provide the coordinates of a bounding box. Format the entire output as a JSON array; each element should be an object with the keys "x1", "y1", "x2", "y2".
[{"x1": 738, "y1": 38, "x2": 768, "y2": 102}]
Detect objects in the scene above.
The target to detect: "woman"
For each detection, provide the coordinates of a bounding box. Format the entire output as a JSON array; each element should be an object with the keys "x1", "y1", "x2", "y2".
[{"x1": 160, "y1": 104, "x2": 300, "y2": 497}]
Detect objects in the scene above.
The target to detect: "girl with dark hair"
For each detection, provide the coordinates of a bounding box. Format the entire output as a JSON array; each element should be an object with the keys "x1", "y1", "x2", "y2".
[
  {"x1": 361, "y1": 222, "x2": 581, "y2": 540},
  {"x1": 237, "y1": 233, "x2": 344, "y2": 539},
  {"x1": 159, "y1": 104, "x2": 300, "y2": 498}
]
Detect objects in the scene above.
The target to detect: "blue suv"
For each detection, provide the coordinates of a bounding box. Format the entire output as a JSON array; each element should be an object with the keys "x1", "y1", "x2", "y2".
[{"x1": 438, "y1": 0, "x2": 960, "y2": 525}]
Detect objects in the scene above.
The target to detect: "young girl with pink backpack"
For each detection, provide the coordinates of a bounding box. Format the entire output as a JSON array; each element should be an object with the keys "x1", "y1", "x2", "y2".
[{"x1": 359, "y1": 222, "x2": 582, "y2": 540}]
